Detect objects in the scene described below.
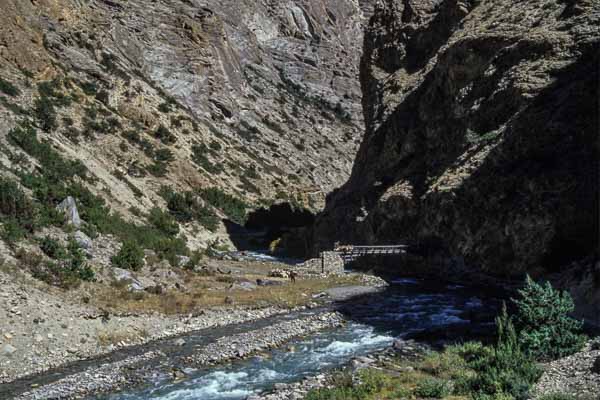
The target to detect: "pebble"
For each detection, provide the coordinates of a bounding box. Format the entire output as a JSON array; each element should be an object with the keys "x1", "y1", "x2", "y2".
[{"x1": 1, "y1": 344, "x2": 17, "y2": 356}]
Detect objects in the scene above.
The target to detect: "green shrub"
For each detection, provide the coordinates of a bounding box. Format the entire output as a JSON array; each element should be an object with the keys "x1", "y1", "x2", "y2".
[
  {"x1": 148, "y1": 207, "x2": 179, "y2": 237},
  {"x1": 466, "y1": 306, "x2": 542, "y2": 400},
  {"x1": 513, "y1": 276, "x2": 586, "y2": 360},
  {"x1": 1, "y1": 219, "x2": 27, "y2": 244},
  {"x1": 209, "y1": 140, "x2": 222, "y2": 151},
  {"x1": 0, "y1": 77, "x2": 20, "y2": 97},
  {"x1": 153, "y1": 237, "x2": 188, "y2": 266},
  {"x1": 66, "y1": 239, "x2": 95, "y2": 282},
  {"x1": 9, "y1": 123, "x2": 88, "y2": 182},
  {"x1": 198, "y1": 187, "x2": 247, "y2": 225},
  {"x1": 39, "y1": 236, "x2": 67, "y2": 259},
  {"x1": 304, "y1": 370, "x2": 386, "y2": 400},
  {"x1": 147, "y1": 161, "x2": 168, "y2": 177},
  {"x1": 414, "y1": 378, "x2": 452, "y2": 398},
  {"x1": 80, "y1": 81, "x2": 98, "y2": 96},
  {"x1": 34, "y1": 96, "x2": 58, "y2": 132},
  {"x1": 160, "y1": 188, "x2": 219, "y2": 231},
  {"x1": 154, "y1": 125, "x2": 176, "y2": 144},
  {"x1": 0, "y1": 178, "x2": 37, "y2": 233},
  {"x1": 158, "y1": 96, "x2": 177, "y2": 113},
  {"x1": 191, "y1": 143, "x2": 222, "y2": 174},
  {"x1": 154, "y1": 148, "x2": 175, "y2": 163},
  {"x1": 28, "y1": 239, "x2": 94, "y2": 288},
  {"x1": 111, "y1": 240, "x2": 145, "y2": 271}
]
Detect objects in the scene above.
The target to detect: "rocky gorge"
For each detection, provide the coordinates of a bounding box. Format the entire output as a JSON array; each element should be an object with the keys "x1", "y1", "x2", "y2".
[
  {"x1": 312, "y1": 0, "x2": 600, "y2": 320},
  {"x1": 1, "y1": 0, "x2": 600, "y2": 399}
]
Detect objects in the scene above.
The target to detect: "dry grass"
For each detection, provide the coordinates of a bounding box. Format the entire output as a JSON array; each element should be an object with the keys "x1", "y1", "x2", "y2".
[{"x1": 92, "y1": 273, "x2": 363, "y2": 315}]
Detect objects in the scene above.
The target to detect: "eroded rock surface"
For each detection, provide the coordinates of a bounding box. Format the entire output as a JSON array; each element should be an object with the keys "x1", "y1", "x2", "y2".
[
  {"x1": 314, "y1": 0, "x2": 600, "y2": 276},
  {"x1": 0, "y1": 0, "x2": 375, "y2": 233}
]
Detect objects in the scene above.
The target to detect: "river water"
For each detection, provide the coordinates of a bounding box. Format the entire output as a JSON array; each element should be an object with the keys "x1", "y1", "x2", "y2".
[{"x1": 104, "y1": 278, "x2": 499, "y2": 400}]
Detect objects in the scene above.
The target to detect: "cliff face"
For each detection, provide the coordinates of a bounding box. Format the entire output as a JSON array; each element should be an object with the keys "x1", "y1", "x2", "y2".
[
  {"x1": 0, "y1": 0, "x2": 374, "y2": 234},
  {"x1": 314, "y1": 0, "x2": 600, "y2": 276}
]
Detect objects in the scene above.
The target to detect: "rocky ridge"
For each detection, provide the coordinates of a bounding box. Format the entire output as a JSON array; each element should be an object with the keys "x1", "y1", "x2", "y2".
[
  {"x1": 0, "y1": 0, "x2": 375, "y2": 247},
  {"x1": 313, "y1": 0, "x2": 600, "y2": 278}
]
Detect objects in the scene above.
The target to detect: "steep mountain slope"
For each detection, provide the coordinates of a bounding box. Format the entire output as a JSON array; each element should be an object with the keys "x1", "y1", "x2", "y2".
[
  {"x1": 313, "y1": 0, "x2": 599, "y2": 276},
  {"x1": 0, "y1": 0, "x2": 374, "y2": 249}
]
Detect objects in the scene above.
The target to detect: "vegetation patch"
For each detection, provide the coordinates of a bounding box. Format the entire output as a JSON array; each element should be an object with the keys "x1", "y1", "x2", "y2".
[
  {"x1": 160, "y1": 187, "x2": 219, "y2": 231},
  {"x1": 198, "y1": 187, "x2": 248, "y2": 225},
  {"x1": 154, "y1": 125, "x2": 176, "y2": 144},
  {"x1": 20, "y1": 238, "x2": 95, "y2": 289},
  {"x1": 7, "y1": 122, "x2": 187, "y2": 268},
  {"x1": 111, "y1": 240, "x2": 145, "y2": 271},
  {"x1": 0, "y1": 77, "x2": 21, "y2": 97},
  {"x1": 191, "y1": 143, "x2": 223, "y2": 175},
  {"x1": 305, "y1": 277, "x2": 587, "y2": 400}
]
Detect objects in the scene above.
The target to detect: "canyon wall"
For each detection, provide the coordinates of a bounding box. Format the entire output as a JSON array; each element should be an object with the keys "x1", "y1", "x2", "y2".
[
  {"x1": 0, "y1": 0, "x2": 374, "y2": 241},
  {"x1": 314, "y1": 0, "x2": 600, "y2": 276}
]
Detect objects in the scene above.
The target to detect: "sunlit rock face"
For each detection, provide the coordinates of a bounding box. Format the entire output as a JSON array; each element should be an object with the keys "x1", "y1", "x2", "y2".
[
  {"x1": 0, "y1": 0, "x2": 375, "y2": 221},
  {"x1": 313, "y1": 0, "x2": 600, "y2": 276}
]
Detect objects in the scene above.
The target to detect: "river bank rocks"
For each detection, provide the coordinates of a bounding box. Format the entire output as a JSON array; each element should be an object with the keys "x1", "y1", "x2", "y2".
[
  {"x1": 533, "y1": 340, "x2": 600, "y2": 399},
  {"x1": 0, "y1": 268, "x2": 291, "y2": 385},
  {"x1": 12, "y1": 312, "x2": 345, "y2": 400},
  {"x1": 185, "y1": 312, "x2": 345, "y2": 366},
  {"x1": 250, "y1": 339, "x2": 429, "y2": 400}
]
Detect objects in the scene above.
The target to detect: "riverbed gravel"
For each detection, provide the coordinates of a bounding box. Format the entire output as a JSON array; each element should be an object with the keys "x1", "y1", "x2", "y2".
[
  {"x1": 533, "y1": 341, "x2": 600, "y2": 399},
  {"x1": 11, "y1": 312, "x2": 345, "y2": 400},
  {"x1": 0, "y1": 267, "x2": 290, "y2": 385}
]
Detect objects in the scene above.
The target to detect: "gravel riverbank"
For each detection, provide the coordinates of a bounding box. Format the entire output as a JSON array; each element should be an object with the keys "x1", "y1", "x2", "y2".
[{"x1": 10, "y1": 311, "x2": 345, "y2": 400}]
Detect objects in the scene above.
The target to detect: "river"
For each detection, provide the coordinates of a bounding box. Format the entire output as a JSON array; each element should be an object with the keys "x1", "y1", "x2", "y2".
[{"x1": 101, "y1": 278, "x2": 500, "y2": 400}]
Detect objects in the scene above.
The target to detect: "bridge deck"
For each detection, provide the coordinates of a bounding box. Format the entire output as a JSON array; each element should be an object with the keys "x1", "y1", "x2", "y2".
[{"x1": 332, "y1": 245, "x2": 409, "y2": 262}]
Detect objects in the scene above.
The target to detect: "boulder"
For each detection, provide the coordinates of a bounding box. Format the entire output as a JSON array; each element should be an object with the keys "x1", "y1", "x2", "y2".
[
  {"x1": 56, "y1": 196, "x2": 82, "y2": 227},
  {"x1": 177, "y1": 255, "x2": 191, "y2": 268},
  {"x1": 112, "y1": 268, "x2": 149, "y2": 291},
  {"x1": 74, "y1": 230, "x2": 92, "y2": 250}
]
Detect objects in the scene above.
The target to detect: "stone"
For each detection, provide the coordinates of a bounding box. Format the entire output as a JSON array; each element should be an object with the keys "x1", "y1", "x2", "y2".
[
  {"x1": 0, "y1": 344, "x2": 17, "y2": 356},
  {"x1": 174, "y1": 338, "x2": 186, "y2": 346},
  {"x1": 56, "y1": 196, "x2": 82, "y2": 227},
  {"x1": 34, "y1": 334, "x2": 43, "y2": 343},
  {"x1": 592, "y1": 356, "x2": 600, "y2": 374},
  {"x1": 229, "y1": 281, "x2": 257, "y2": 291},
  {"x1": 74, "y1": 230, "x2": 93, "y2": 250},
  {"x1": 177, "y1": 256, "x2": 191, "y2": 268},
  {"x1": 392, "y1": 339, "x2": 405, "y2": 350},
  {"x1": 112, "y1": 268, "x2": 147, "y2": 292}
]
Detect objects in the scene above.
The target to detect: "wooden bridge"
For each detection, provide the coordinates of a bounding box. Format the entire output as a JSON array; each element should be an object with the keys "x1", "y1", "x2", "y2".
[{"x1": 332, "y1": 244, "x2": 410, "y2": 263}]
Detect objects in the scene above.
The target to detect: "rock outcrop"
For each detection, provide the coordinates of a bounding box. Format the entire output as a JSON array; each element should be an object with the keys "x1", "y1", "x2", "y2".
[
  {"x1": 314, "y1": 0, "x2": 600, "y2": 276},
  {"x1": 0, "y1": 0, "x2": 375, "y2": 233}
]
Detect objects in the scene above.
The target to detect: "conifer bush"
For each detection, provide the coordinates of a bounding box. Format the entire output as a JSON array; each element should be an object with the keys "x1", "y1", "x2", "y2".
[
  {"x1": 513, "y1": 276, "x2": 586, "y2": 361},
  {"x1": 111, "y1": 240, "x2": 145, "y2": 271},
  {"x1": 467, "y1": 306, "x2": 542, "y2": 400}
]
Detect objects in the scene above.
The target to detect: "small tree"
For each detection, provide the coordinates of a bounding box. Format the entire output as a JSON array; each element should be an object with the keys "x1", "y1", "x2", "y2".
[
  {"x1": 468, "y1": 305, "x2": 542, "y2": 400},
  {"x1": 111, "y1": 240, "x2": 144, "y2": 271},
  {"x1": 513, "y1": 276, "x2": 586, "y2": 361}
]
